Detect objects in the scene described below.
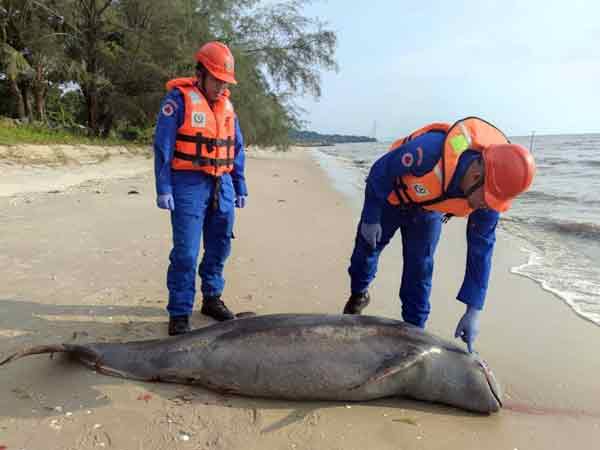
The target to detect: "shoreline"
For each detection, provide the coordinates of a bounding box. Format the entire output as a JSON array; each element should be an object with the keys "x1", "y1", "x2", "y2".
[
  {"x1": 510, "y1": 253, "x2": 600, "y2": 327},
  {"x1": 310, "y1": 144, "x2": 600, "y2": 329},
  {"x1": 0, "y1": 146, "x2": 599, "y2": 449}
]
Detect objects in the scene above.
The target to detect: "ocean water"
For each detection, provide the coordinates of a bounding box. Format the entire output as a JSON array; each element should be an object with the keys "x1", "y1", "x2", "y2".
[{"x1": 311, "y1": 133, "x2": 600, "y2": 326}]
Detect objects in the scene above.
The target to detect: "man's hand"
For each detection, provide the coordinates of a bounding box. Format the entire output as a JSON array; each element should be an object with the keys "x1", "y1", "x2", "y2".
[
  {"x1": 360, "y1": 222, "x2": 382, "y2": 249},
  {"x1": 157, "y1": 193, "x2": 175, "y2": 211},
  {"x1": 235, "y1": 195, "x2": 247, "y2": 208},
  {"x1": 454, "y1": 305, "x2": 481, "y2": 353}
]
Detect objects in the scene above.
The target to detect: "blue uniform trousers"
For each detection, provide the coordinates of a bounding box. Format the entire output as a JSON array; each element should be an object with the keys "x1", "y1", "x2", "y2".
[
  {"x1": 349, "y1": 203, "x2": 443, "y2": 328},
  {"x1": 166, "y1": 171, "x2": 235, "y2": 317}
]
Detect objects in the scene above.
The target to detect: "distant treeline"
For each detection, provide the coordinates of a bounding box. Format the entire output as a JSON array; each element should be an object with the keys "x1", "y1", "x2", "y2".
[
  {"x1": 0, "y1": 0, "x2": 338, "y2": 148},
  {"x1": 290, "y1": 129, "x2": 376, "y2": 146}
]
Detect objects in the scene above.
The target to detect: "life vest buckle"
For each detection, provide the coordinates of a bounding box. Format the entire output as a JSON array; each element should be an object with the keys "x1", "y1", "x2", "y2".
[
  {"x1": 205, "y1": 139, "x2": 215, "y2": 154},
  {"x1": 191, "y1": 132, "x2": 204, "y2": 166}
]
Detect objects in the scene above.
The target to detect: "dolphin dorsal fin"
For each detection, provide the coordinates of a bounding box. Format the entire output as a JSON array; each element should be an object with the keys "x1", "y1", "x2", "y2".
[{"x1": 349, "y1": 345, "x2": 435, "y2": 390}]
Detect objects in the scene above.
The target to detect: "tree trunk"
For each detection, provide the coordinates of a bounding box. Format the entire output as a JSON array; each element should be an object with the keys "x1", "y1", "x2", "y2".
[
  {"x1": 99, "y1": 108, "x2": 113, "y2": 138},
  {"x1": 34, "y1": 87, "x2": 46, "y2": 122},
  {"x1": 85, "y1": 83, "x2": 99, "y2": 135},
  {"x1": 33, "y1": 63, "x2": 47, "y2": 122},
  {"x1": 21, "y1": 82, "x2": 34, "y2": 122},
  {"x1": 8, "y1": 79, "x2": 26, "y2": 119}
]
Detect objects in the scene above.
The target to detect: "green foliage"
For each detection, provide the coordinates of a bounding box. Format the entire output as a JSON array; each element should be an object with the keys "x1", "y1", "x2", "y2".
[
  {"x1": 0, "y1": 42, "x2": 32, "y2": 81},
  {"x1": 0, "y1": 119, "x2": 128, "y2": 145},
  {"x1": 0, "y1": 0, "x2": 338, "y2": 146},
  {"x1": 231, "y1": 51, "x2": 293, "y2": 148},
  {"x1": 0, "y1": 81, "x2": 12, "y2": 115},
  {"x1": 45, "y1": 88, "x2": 86, "y2": 127},
  {"x1": 116, "y1": 125, "x2": 154, "y2": 143},
  {"x1": 234, "y1": 0, "x2": 337, "y2": 98}
]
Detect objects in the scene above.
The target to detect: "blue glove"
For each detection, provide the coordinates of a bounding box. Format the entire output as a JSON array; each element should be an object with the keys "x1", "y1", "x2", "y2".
[
  {"x1": 360, "y1": 222, "x2": 382, "y2": 249},
  {"x1": 454, "y1": 305, "x2": 481, "y2": 353},
  {"x1": 235, "y1": 195, "x2": 247, "y2": 208},
  {"x1": 157, "y1": 193, "x2": 175, "y2": 211}
]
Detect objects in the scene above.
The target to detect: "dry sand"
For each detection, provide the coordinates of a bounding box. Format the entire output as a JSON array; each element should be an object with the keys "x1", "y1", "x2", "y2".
[{"x1": 0, "y1": 145, "x2": 599, "y2": 449}]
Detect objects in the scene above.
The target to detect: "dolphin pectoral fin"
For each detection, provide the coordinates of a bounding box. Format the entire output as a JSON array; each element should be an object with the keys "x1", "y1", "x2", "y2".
[{"x1": 349, "y1": 347, "x2": 426, "y2": 391}]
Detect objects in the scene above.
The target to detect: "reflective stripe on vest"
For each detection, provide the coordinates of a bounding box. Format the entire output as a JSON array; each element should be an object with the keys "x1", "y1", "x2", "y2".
[{"x1": 387, "y1": 117, "x2": 509, "y2": 217}]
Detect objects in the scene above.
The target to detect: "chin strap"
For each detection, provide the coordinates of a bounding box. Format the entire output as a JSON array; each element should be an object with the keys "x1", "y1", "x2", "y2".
[{"x1": 463, "y1": 175, "x2": 485, "y2": 198}]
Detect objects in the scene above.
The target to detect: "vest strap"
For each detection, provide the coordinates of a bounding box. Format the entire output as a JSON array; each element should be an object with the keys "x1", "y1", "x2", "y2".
[
  {"x1": 417, "y1": 194, "x2": 450, "y2": 206},
  {"x1": 392, "y1": 178, "x2": 413, "y2": 208},
  {"x1": 173, "y1": 151, "x2": 233, "y2": 167},
  {"x1": 176, "y1": 133, "x2": 234, "y2": 149},
  {"x1": 175, "y1": 132, "x2": 235, "y2": 168}
]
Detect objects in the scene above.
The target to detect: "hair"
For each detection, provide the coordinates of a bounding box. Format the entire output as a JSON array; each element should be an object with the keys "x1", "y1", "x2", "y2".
[{"x1": 195, "y1": 62, "x2": 207, "y2": 78}]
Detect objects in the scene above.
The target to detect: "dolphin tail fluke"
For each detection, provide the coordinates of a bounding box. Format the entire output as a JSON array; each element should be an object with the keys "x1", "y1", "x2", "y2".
[
  {"x1": 0, "y1": 343, "x2": 101, "y2": 368},
  {"x1": 0, "y1": 344, "x2": 69, "y2": 366}
]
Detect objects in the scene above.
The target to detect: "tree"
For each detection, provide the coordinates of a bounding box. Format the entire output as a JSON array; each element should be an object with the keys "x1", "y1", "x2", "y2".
[
  {"x1": 1, "y1": 0, "x2": 35, "y2": 119},
  {"x1": 56, "y1": 0, "x2": 120, "y2": 135},
  {"x1": 235, "y1": 0, "x2": 337, "y2": 99},
  {"x1": 106, "y1": 0, "x2": 337, "y2": 145},
  {"x1": 1, "y1": 0, "x2": 338, "y2": 147},
  {"x1": 228, "y1": 0, "x2": 337, "y2": 145},
  {"x1": 97, "y1": 0, "x2": 186, "y2": 133},
  {"x1": 1, "y1": 0, "x2": 71, "y2": 121},
  {"x1": 0, "y1": 42, "x2": 32, "y2": 119}
]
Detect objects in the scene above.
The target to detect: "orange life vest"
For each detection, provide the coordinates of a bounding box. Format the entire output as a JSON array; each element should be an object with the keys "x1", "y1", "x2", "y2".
[
  {"x1": 387, "y1": 117, "x2": 509, "y2": 217},
  {"x1": 167, "y1": 77, "x2": 236, "y2": 176}
]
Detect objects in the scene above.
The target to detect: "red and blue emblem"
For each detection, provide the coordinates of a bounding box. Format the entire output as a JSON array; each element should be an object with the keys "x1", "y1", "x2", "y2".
[
  {"x1": 162, "y1": 103, "x2": 175, "y2": 117},
  {"x1": 401, "y1": 152, "x2": 414, "y2": 168},
  {"x1": 161, "y1": 103, "x2": 174, "y2": 117}
]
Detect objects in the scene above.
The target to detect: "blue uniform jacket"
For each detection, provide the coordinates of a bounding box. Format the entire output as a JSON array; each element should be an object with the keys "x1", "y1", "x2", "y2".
[
  {"x1": 362, "y1": 131, "x2": 499, "y2": 310},
  {"x1": 153, "y1": 89, "x2": 248, "y2": 197}
]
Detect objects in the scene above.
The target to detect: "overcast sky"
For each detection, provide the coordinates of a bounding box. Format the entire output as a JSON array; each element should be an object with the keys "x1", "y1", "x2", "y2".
[{"x1": 296, "y1": 0, "x2": 600, "y2": 139}]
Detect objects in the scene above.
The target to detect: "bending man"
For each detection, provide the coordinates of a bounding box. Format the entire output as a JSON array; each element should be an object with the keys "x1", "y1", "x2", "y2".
[{"x1": 343, "y1": 117, "x2": 535, "y2": 352}]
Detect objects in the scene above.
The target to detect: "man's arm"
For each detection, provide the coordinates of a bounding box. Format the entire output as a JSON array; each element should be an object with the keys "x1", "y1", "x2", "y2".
[
  {"x1": 361, "y1": 132, "x2": 444, "y2": 224},
  {"x1": 456, "y1": 208, "x2": 500, "y2": 310},
  {"x1": 153, "y1": 90, "x2": 184, "y2": 196},
  {"x1": 231, "y1": 117, "x2": 248, "y2": 197}
]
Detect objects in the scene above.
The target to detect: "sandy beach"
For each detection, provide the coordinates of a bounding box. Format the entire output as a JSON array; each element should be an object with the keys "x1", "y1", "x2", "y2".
[{"x1": 1, "y1": 145, "x2": 599, "y2": 450}]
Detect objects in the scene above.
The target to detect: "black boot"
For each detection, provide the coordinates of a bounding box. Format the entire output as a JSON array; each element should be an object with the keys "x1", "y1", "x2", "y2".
[
  {"x1": 201, "y1": 296, "x2": 235, "y2": 321},
  {"x1": 168, "y1": 315, "x2": 191, "y2": 336},
  {"x1": 343, "y1": 291, "x2": 370, "y2": 314}
]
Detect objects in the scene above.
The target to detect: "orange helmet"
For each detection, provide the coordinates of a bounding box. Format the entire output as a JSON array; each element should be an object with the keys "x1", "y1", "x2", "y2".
[
  {"x1": 195, "y1": 41, "x2": 237, "y2": 85},
  {"x1": 483, "y1": 143, "x2": 536, "y2": 212}
]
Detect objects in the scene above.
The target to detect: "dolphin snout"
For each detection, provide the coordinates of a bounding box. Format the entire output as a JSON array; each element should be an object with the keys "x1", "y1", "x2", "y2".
[{"x1": 475, "y1": 356, "x2": 503, "y2": 412}]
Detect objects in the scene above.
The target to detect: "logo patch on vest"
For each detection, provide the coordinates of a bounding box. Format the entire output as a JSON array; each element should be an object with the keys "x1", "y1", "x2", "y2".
[
  {"x1": 413, "y1": 184, "x2": 430, "y2": 196},
  {"x1": 191, "y1": 112, "x2": 206, "y2": 128}
]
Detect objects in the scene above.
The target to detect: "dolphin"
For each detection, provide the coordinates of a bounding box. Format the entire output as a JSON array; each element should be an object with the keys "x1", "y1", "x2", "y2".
[{"x1": 0, "y1": 314, "x2": 502, "y2": 413}]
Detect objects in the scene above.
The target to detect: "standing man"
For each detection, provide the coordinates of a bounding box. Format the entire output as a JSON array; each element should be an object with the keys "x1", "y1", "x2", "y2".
[
  {"x1": 343, "y1": 117, "x2": 535, "y2": 352},
  {"x1": 154, "y1": 42, "x2": 248, "y2": 335}
]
